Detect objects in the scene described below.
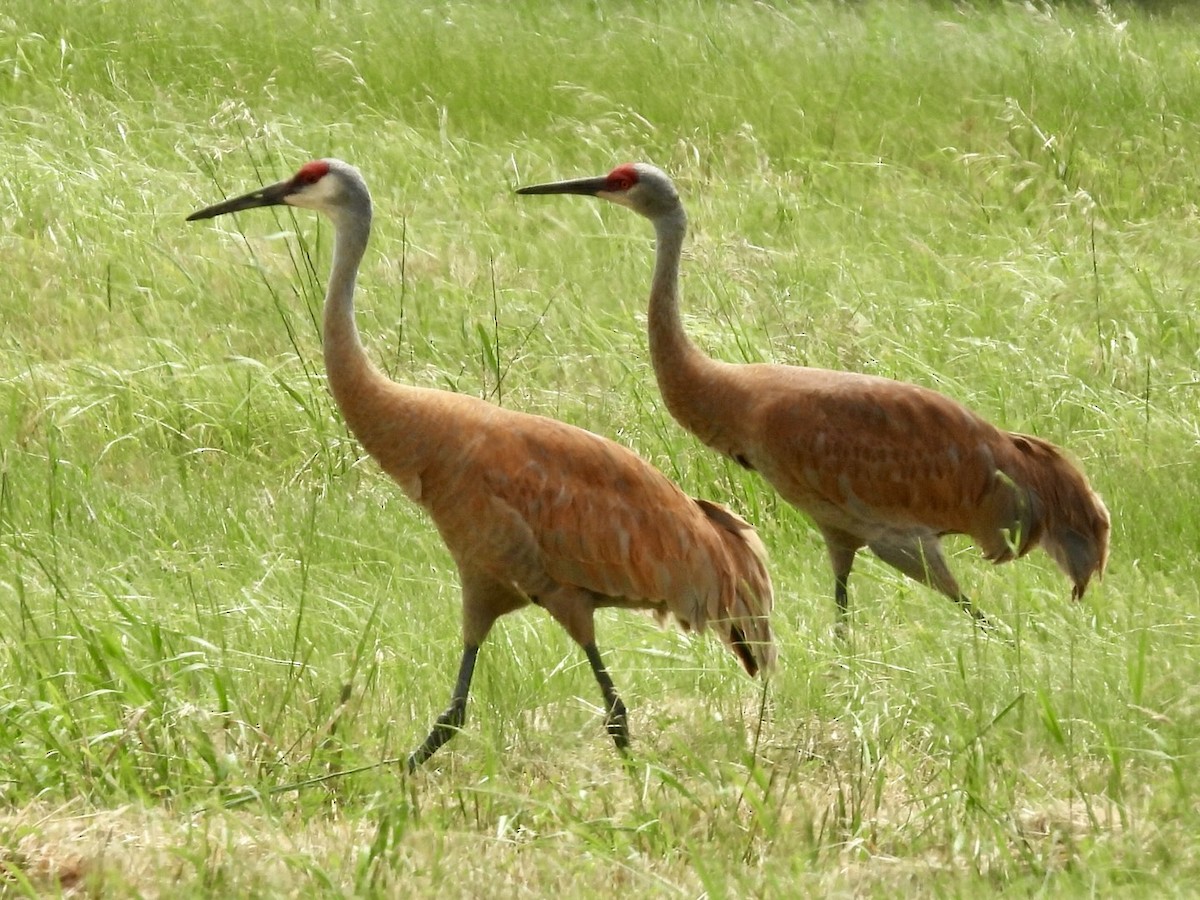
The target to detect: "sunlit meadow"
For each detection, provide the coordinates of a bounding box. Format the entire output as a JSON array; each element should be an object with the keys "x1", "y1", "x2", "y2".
[{"x1": 1, "y1": 1, "x2": 1198, "y2": 895}]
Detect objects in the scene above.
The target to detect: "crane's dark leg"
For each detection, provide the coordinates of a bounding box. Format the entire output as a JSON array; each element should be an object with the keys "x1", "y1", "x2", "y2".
[
  {"x1": 823, "y1": 533, "x2": 861, "y2": 640},
  {"x1": 407, "y1": 644, "x2": 479, "y2": 772},
  {"x1": 535, "y1": 586, "x2": 628, "y2": 753},
  {"x1": 584, "y1": 642, "x2": 629, "y2": 752},
  {"x1": 868, "y1": 537, "x2": 994, "y2": 631},
  {"x1": 833, "y1": 573, "x2": 852, "y2": 640}
]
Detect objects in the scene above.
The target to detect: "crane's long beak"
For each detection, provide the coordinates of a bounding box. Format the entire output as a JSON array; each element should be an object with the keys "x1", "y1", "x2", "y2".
[
  {"x1": 186, "y1": 177, "x2": 295, "y2": 221},
  {"x1": 516, "y1": 175, "x2": 608, "y2": 197}
]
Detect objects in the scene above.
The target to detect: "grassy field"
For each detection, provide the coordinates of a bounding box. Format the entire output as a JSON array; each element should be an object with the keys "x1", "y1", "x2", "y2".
[{"x1": 2, "y1": 0, "x2": 1198, "y2": 894}]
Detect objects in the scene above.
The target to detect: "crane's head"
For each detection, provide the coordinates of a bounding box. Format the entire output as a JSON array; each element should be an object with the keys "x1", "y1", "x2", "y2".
[
  {"x1": 517, "y1": 162, "x2": 681, "y2": 221},
  {"x1": 187, "y1": 158, "x2": 370, "y2": 224}
]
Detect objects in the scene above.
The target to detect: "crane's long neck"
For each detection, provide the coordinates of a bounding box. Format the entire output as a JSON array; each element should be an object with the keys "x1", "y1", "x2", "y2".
[
  {"x1": 322, "y1": 209, "x2": 382, "y2": 421},
  {"x1": 318, "y1": 202, "x2": 449, "y2": 503},
  {"x1": 647, "y1": 206, "x2": 739, "y2": 449}
]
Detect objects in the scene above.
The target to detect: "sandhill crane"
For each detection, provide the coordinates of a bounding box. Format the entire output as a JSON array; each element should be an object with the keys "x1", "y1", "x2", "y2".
[
  {"x1": 518, "y1": 163, "x2": 1109, "y2": 635},
  {"x1": 187, "y1": 159, "x2": 775, "y2": 770}
]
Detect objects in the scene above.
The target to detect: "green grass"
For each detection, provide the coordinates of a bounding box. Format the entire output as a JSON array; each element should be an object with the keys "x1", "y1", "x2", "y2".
[{"x1": 2, "y1": 0, "x2": 1198, "y2": 894}]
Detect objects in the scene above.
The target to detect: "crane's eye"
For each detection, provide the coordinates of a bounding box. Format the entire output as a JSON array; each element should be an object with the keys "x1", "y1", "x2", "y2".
[{"x1": 607, "y1": 164, "x2": 638, "y2": 193}]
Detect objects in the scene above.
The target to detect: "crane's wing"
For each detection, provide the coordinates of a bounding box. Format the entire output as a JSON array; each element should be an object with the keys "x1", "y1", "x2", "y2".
[
  {"x1": 410, "y1": 398, "x2": 766, "y2": 634},
  {"x1": 360, "y1": 388, "x2": 773, "y2": 672},
  {"x1": 480, "y1": 411, "x2": 734, "y2": 604},
  {"x1": 753, "y1": 369, "x2": 1013, "y2": 535}
]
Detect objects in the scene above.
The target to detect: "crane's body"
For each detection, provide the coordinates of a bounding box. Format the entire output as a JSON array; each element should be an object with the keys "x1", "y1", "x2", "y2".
[
  {"x1": 188, "y1": 159, "x2": 774, "y2": 769},
  {"x1": 518, "y1": 163, "x2": 1110, "y2": 632}
]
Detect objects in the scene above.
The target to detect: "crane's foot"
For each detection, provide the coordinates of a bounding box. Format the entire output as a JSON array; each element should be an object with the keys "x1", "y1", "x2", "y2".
[
  {"x1": 956, "y1": 595, "x2": 994, "y2": 631},
  {"x1": 955, "y1": 597, "x2": 1018, "y2": 646},
  {"x1": 604, "y1": 698, "x2": 630, "y2": 753},
  {"x1": 583, "y1": 642, "x2": 631, "y2": 755},
  {"x1": 406, "y1": 645, "x2": 479, "y2": 772},
  {"x1": 407, "y1": 698, "x2": 468, "y2": 772}
]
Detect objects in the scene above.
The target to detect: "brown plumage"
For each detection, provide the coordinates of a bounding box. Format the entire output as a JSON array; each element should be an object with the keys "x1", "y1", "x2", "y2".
[
  {"x1": 187, "y1": 158, "x2": 774, "y2": 769},
  {"x1": 518, "y1": 163, "x2": 1109, "y2": 633}
]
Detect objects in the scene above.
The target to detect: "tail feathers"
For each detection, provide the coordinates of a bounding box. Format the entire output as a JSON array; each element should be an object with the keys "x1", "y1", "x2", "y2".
[
  {"x1": 694, "y1": 498, "x2": 777, "y2": 676},
  {"x1": 1003, "y1": 433, "x2": 1111, "y2": 599}
]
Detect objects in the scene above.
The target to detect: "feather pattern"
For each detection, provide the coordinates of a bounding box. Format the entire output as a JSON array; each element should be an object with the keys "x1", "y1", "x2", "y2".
[
  {"x1": 518, "y1": 162, "x2": 1110, "y2": 631},
  {"x1": 189, "y1": 158, "x2": 775, "y2": 770}
]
